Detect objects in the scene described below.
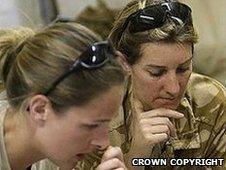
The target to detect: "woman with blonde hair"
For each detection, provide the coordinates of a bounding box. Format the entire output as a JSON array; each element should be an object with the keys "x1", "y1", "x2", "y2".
[
  {"x1": 78, "y1": 0, "x2": 226, "y2": 169},
  {"x1": 0, "y1": 23, "x2": 127, "y2": 170}
]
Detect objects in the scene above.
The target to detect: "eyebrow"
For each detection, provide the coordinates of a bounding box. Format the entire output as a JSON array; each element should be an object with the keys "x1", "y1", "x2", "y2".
[
  {"x1": 146, "y1": 57, "x2": 193, "y2": 68},
  {"x1": 179, "y1": 57, "x2": 193, "y2": 66},
  {"x1": 93, "y1": 119, "x2": 111, "y2": 123}
]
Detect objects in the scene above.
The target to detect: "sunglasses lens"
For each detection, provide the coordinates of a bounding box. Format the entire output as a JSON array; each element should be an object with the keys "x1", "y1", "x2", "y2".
[
  {"x1": 169, "y1": 3, "x2": 191, "y2": 22},
  {"x1": 130, "y1": 6, "x2": 165, "y2": 33},
  {"x1": 128, "y1": 2, "x2": 191, "y2": 33},
  {"x1": 80, "y1": 42, "x2": 114, "y2": 68}
]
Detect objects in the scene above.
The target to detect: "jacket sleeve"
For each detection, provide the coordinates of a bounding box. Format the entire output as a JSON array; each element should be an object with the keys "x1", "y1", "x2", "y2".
[{"x1": 195, "y1": 79, "x2": 226, "y2": 170}]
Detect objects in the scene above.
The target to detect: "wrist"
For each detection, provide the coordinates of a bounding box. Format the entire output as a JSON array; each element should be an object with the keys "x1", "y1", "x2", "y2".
[{"x1": 130, "y1": 138, "x2": 153, "y2": 157}]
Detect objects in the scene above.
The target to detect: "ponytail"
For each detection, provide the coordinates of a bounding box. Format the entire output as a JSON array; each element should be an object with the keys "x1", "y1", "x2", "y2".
[{"x1": 0, "y1": 27, "x2": 34, "y2": 84}]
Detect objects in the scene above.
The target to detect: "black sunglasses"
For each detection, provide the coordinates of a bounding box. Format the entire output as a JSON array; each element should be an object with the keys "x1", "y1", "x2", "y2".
[
  {"x1": 121, "y1": 2, "x2": 192, "y2": 34},
  {"x1": 44, "y1": 40, "x2": 116, "y2": 96}
]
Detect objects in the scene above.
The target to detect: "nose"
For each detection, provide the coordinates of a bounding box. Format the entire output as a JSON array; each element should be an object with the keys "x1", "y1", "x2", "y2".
[
  {"x1": 90, "y1": 128, "x2": 110, "y2": 150},
  {"x1": 164, "y1": 72, "x2": 180, "y2": 96}
]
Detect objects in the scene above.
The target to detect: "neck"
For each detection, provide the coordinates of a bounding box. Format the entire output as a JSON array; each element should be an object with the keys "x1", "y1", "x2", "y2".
[{"x1": 3, "y1": 109, "x2": 44, "y2": 170}]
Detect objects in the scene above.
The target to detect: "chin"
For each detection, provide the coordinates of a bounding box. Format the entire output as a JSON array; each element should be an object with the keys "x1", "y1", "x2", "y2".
[
  {"x1": 161, "y1": 105, "x2": 178, "y2": 110},
  {"x1": 151, "y1": 102, "x2": 180, "y2": 110},
  {"x1": 49, "y1": 156, "x2": 78, "y2": 169}
]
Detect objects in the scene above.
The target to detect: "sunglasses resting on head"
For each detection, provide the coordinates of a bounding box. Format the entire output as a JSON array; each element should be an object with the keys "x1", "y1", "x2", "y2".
[
  {"x1": 44, "y1": 40, "x2": 116, "y2": 95},
  {"x1": 122, "y1": 1, "x2": 192, "y2": 34}
]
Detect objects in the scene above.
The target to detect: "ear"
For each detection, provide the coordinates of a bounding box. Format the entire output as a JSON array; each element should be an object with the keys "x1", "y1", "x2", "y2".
[
  {"x1": 115, "y1": 51, "x2": 131, "y2": 73},
  {"x1": 27, "y1": 95, "x2": 51, "y2": 125}
]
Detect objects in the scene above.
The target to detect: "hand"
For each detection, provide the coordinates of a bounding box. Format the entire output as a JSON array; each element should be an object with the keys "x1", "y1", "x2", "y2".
[
  {"x1": 96, "y1": 146, "x2": 127, "y2": 170},
  {"x1": 131, "y1": 99, "x2": 184, "y2": 150}
]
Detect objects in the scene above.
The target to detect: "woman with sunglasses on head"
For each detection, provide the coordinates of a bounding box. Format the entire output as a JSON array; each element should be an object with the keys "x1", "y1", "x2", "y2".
[
  {"x1": 77, "y1": 0, "x2": 226, "y2": 169},
  {"x1": 0, "y1": 24, "x2": 128, "y2": 170}
]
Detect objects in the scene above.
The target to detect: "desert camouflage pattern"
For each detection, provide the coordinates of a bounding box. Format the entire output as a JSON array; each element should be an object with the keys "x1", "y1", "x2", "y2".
[{"x1": 76, "y1": 73, "x2": 226, "y2": 170}]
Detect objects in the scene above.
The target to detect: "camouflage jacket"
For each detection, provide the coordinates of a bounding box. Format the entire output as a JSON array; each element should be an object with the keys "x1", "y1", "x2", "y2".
[{"x1": 76, "y1": 73, "x2": 226, "y2": 170}]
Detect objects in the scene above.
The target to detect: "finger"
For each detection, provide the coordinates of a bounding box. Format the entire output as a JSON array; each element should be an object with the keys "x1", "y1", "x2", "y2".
[
  {"x1": 140, "y1": 117, "x2": 177, "y2": 137},
  {"x1": 97, "y1": 158, "x2": 126, "y2": 170},
  {"x1": 141, "y1": 109, "x2": 184, "y2": 119},
  {"x1": 143, "y1": 125, "x2": 170, "y2": 136},
  {"x1": 101, "y1": 146, "x2": 124, "y2": 163},
  {"x1": 146, "y1": 133, "x2": 169, "y2": 144},
  {"x1": 114, "y1": 168, "x2": 126, "y2": 170}
]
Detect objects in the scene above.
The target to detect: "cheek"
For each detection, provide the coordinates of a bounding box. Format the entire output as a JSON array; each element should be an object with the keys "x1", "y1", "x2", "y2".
[
  {"x1": 44, "y1": 126, "x2": 91, "y2": 158},
  {"x1": 53, "y1": 130, "x2": 79, "y2": 150},
  {"x1": 94, "y1": 126, "x2": 108, "y2": 137},
  {"x1": 178, "y1": 71, "x2": 192, "y2": 89},
  {"x1": 64, "y1": 128, "x2": 91, "y2": 147},
  {"x1": 133, "y1": 70, "x2": 161, "y2": 99},
  {"x1": 61, "y1": 132, "x2": 91, "y2": 159}
]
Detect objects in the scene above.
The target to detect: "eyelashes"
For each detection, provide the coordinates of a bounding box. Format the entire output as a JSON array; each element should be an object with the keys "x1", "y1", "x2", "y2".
[
  {"x1": 147, "y1": 67, "x2": 190, "y2": 78},
  {"x1": 86, "y1": 124, "x2": 99, "y2": 130},
  {"x1": 176, "y1": 67, "x2": 190, "y2": 73}
]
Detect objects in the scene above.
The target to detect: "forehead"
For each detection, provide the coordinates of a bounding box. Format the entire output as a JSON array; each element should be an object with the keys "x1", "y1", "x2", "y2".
[{"x1": 138, "y1": 42, "x2": 192, "y2": 66}]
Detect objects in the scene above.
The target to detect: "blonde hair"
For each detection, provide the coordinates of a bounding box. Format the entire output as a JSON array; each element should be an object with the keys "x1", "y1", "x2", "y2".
[
  {"x1": 0, "y1": 27, "x2": 35, "y2": 82},
  {"x1": 0, "y1": 23, "x2": 125, "y2": 112},
  {"x1": 109, "y1": 0, "x2": 198, "y2": 64}
]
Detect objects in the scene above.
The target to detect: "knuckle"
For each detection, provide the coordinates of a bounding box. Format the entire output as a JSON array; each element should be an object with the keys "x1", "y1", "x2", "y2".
[
  {"x1": 113, "y1": 158, "x2": 121, "y2": 166},
  {"x1": 115, "y1": 146, "x2": 122, "y2": 154},
  {"x1": 164, "y1": 133, "x2": 169, "y2": 139},
  {"x1": 164, "y1": 117, "x2": 171, "y2": 124},
  {"x1": 165, "y1": 117, "x2": 170, "y2": 122},
  {"x1": 163, "y1": 125, "x2": 169, "y2": 131}
]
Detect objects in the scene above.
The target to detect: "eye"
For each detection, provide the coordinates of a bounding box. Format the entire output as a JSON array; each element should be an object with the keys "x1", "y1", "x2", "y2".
[
  {"x1": 147, "y1": 69, "x2": 166, "y2": 77},
  {"x1": 176, "y1": 67, "x2": 190, "y2": 73},
  {"x1": 84, "y1": 124, "x2": 99, "y2": 130}
]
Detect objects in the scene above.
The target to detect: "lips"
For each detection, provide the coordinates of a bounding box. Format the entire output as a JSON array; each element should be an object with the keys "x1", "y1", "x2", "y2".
[
  {"x1": 161, "y1": 97, "x2": 176, "y2": 100},
  {"x1": 157, "y1": 97, "x2": 177, "y2": 102},
  {"x1": 154, "y1": 97, "x2": 180, "y2": 108}
]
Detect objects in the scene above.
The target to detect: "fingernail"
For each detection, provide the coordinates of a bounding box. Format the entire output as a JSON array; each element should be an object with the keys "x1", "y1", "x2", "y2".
[
  {"x1": 107, "y1": 146, "x2": 113, "y2": 150},
  {"x1": 179, "y1": 113, "x2": 184, "y2": 117}
]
